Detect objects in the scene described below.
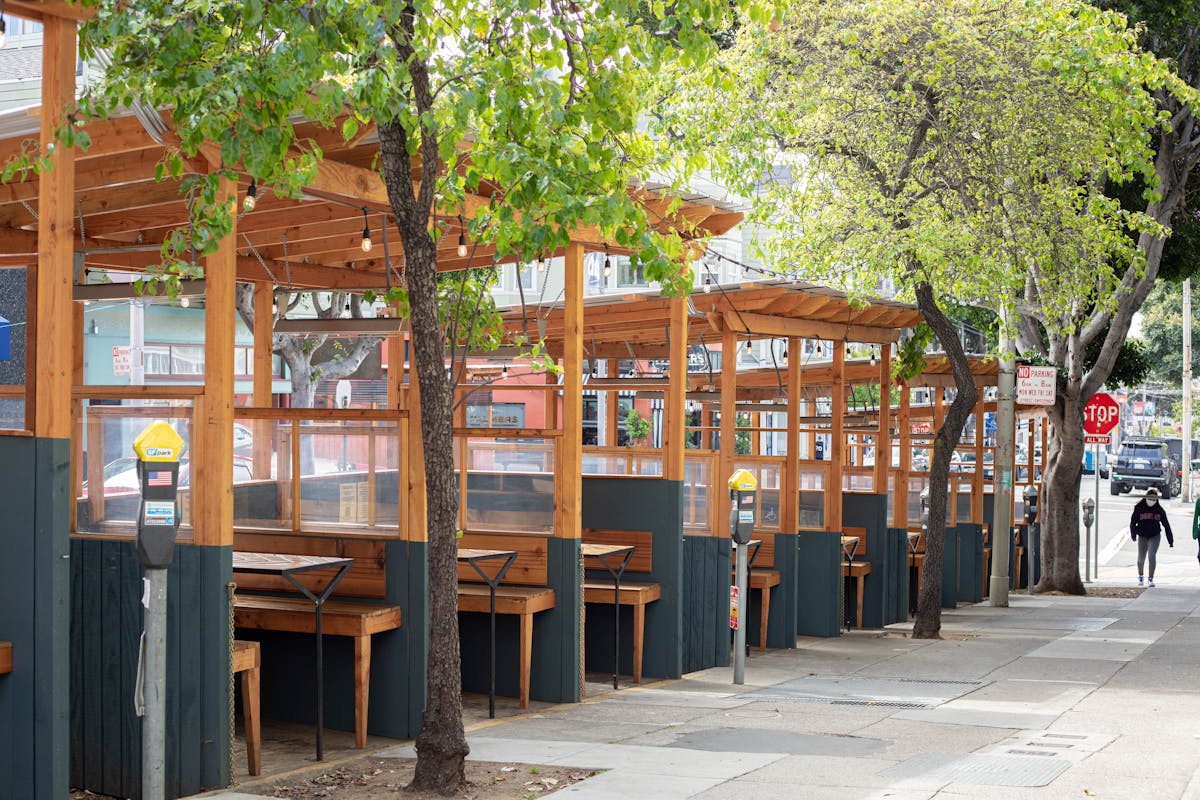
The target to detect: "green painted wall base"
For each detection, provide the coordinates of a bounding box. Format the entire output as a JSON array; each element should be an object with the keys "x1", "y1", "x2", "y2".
[
  {"x1": 956, "y1": 524, "x2": 984, "y2": 604},
  {"x1": 0, "y1": 436, "x2": 70, "y2": 800},
  {"x1": 69, "y1": 539, "x2": 230, "y2": 800},
  {"x1": 795, "y1": 532, "x2": 840, "y2": 637},
  {"x1": 941, "y1": 526, "x2": 959, "y2": 608},
  {"x1": 765, "y1": 533, "x2": 799, "y2": 649},
  {"x1": 681, "y1": 536, "x2": 732, "y2": 670},
  {"x1": 581, "y1": 478, "x2": 683, "y2": 680}
]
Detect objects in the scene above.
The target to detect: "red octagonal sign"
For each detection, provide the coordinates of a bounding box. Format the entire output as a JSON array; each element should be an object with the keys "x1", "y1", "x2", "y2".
[{"x1": 1083, "y1": 393, "x2": 1120, "y2": 435}]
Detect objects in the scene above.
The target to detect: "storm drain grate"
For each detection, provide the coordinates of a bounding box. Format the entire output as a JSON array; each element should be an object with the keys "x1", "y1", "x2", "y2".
[
  {"x1": 831, "y1": 699, "x2": 929, "y2": 709},
  {"x1": 879, "y1": 753, "x2": 1071, "y2": 787},
  {"x1": 1008, "y1": 749, "x2": 1061, "y2": 757},
  {"x1": 899, "y1": 678, "x2": 984, "y2": 686}
]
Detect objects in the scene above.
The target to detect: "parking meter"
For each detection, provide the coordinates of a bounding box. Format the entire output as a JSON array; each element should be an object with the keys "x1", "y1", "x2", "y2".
[
  {"x1": 1082, "y1": 498, "x2": 1095, "y2": 530},
  {"x1": 728, "y1": 469, "x2": 757, "y2": 685},
  {"x1": 133, "y1": 421, "x2": 184, "y2": 568},
  {"x1": 1082, "y1": 498, "x2": 1096, "y2": 583},
  {"x1": 1023, "y1": 484, "x2": 1039, "y2": 525},
  {"x1": 728, "y1": 469, "x2": 758, "y2": 544}
]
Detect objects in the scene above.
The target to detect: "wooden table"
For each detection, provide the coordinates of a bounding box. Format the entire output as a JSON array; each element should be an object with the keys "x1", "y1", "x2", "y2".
[
  {"x1": 458, "y1": 547, "x2": 518, "y2": 718},
  {"x1": 232, "y1": 552, "x2": 353, "y2": 761},
  {"x1": 583, "y1": 543, "x2": 636, "y2": 690},
  {"x1": 840, "y1": 535, "x2": 861, "y2": 630}
]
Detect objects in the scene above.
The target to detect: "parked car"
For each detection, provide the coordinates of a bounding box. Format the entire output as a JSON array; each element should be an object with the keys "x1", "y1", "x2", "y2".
[
  {"x1": 1110, "y1": 438, "x2": 1179, "y2": 497},
  {"x1": 956, "y1": 452, "x2": 994, "y2": 481},
  {"x1": 1082, "y1": 448, "x2": 1109, "y2": 479}
]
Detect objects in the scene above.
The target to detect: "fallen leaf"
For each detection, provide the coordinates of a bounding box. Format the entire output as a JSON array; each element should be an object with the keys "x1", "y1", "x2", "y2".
[
  {"x1": 501, "y1": 766, "x2": 518, "y2": 773},
  {"x1": 1084, "y1": 791, "x2": 1096, "y2": 797}
]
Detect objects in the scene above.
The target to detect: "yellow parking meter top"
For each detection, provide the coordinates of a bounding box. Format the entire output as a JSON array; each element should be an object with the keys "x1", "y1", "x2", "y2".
[
  {"x1": 133, "y1": 421, "x2": 184, "y2": 462},
  {"x1": 728, "y1": 468, "x2": 757, "y2": 492}
]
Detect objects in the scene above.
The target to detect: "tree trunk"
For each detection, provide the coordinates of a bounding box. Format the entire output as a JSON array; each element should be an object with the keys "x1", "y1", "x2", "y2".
[
  {"x1": 912, "y1": 282, "x2": 979, "y2": 638},
  {"x1": 378, "y1": 119, "x2": 469, "y2": 791},
  {"x1": 1038, "y1": 392, "x2": 1087, "y2": 594}
]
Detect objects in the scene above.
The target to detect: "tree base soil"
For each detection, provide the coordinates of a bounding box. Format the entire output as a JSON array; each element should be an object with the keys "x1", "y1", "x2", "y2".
[{"x1": 240, "y1": 755, "x2": 594, "y2": 799}]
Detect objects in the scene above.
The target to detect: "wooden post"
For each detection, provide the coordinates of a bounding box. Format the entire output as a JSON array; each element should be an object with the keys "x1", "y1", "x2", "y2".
[
  {"x1": 895, "y1": 383, "x2": 911, "y2": 529},
  {"x1": 604, "y1": 360, "x2": 617, "y2": 447},
  {"x1": 663, "y1": 296, "x2": 687, "y2": 481},
  {"x1": 561, "y1": 244, "x2": 584, "y2": 538},
  {"x1": 71, "y1": 303, "x2": 84, "y2": 530},
  {"x1": 829, "y1": 343, "x2": 845, "y2": 532},
  {"x1": 718, "y1": 327, "x2": 737, "y2": 536},
  {"x1": 196, "y1": 174, "x2": 237, "y2": 547},
  {"x1": 251, "y1": 283, "x2": 273, "y2": 478},
  {"x1": 28, "y1": 16, "x2": 77, "y2": 439},
  {"x1": 782, "y1": 337, "x2": 801, "y2": 532},
  {"x1": 405, "y1": 342, "x2": 427, "y2": 541},
  {"x1": 875, "y1": 343, "x2": 891, "y2": 494},
  {"x1": 972, "y1": 396, "x2": 985, "y2": 524}
]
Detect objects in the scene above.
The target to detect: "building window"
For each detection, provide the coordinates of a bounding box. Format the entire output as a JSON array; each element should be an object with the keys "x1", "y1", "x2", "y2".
[
  {"x1": 617, "y1": 257, "x2": 647, "y2": 288},
  {"x1": 143, "y1": 344, "x2": 257, "y2": 378}
]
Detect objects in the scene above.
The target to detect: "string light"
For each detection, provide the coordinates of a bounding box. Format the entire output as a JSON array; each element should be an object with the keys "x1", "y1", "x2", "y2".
[
  {"x1": 180, "y1": 297, "x2": 190, "y2": 308},
  {"x1": 870, "y1": 345, "x2": 878, "y2": 366},
  {"x1": 703, "y1": 276, "x2": 713, "y2": 293},
  {"x1": 744, "y1": 340, "x2": 753, "y2": 355},
  {"x1": 536, "y1": 253, "x2": 546, "y2": 272},
  {"x1": 456, "y1": 214, "x2": 467, "y2": 257},
  {"x1": 360, "y1": 209, "x2": 372, "y2": 253},
  {"x1": 242, "y1": 179, "x2": 257, "y2": 212},
  {"x1": 603, "y1": 244, "x2": 612, "y2": 278},
  {"x1": 501, "y1": 365, "x2": 509, "y2": 378}
]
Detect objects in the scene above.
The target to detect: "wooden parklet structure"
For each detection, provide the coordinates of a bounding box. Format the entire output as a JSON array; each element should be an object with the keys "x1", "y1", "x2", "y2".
[{"x1": 0, "y1": 8, "x2": 743, "y2": 796}]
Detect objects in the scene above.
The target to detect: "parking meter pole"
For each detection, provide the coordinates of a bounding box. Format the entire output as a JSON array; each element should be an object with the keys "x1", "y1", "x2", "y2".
[
  {"x1": 1094, "y1": 443, "x2": 1101, "y2": 579},
  {"x1": 132, "y1": 421, "x2": 184, "y2": 800},
  {"x1": 989, "y1": 350, "x2": 1014, "y2": 607},
  {"x1": 1084, "y1": 491, "x2": 1092, "y2": 583},
  {"x1": 143, "y1": 567, "x2": 167, "y2": 800},
  {"x1": 733, "y1": 543, "x2": 748, "y2": 685}
]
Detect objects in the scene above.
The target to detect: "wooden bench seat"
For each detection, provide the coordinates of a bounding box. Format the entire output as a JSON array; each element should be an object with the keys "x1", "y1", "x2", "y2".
[
  {"x1": 457, "y1": 583, "x2": 555, "y2": 709},
  {"x1": 0, "y1": 641, "x2": 11, "y2": 675},
  {"x1": 750, "y1": 569, "x2": 781, "y2": 651},
  {"x1": 232, "y1": 595, "x2": 401, "y2": 748},
  {"x1": 583, "y1": 580, "x2": 661, "y2": 683},
  {"x1": 232, "y1": 640, "x2": 261, "y2": 776},
  {"x1": 842, "y1": 561, "x2": 872, "y2": 628}
]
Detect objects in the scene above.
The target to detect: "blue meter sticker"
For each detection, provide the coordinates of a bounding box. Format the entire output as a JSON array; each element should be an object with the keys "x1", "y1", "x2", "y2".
[
  {"x1": 738, "y1": 510, "x2": 754, "y2": 523},
  {"x1": 143, "y1": 501, "x2": 176, "y2": 527}
]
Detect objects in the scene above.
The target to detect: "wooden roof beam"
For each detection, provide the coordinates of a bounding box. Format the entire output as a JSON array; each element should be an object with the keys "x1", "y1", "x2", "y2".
[{"x1": 722, "y1": 310, "x2": 903, "y2": 343}]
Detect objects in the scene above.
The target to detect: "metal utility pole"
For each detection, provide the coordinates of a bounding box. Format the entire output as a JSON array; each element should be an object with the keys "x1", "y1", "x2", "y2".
[
  {"x1": 990, "y1": 339, "x2": 1014, "y2": 606},
  {"x1": 1183, "y1": 279, "x2": 1193, "y2": 504}
]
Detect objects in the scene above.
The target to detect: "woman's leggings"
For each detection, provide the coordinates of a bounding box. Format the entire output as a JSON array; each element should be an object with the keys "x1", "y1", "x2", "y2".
[{"x1": 1138, "y1": 533, "x2": 1162, "y2": 578}]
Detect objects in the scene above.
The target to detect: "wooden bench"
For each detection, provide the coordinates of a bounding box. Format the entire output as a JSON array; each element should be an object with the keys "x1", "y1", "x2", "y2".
[
  {"x1": 749, "y1": 569, "x2": 781, "y2": 650},
  {"x1": 583, "y1": 529, "x2": 663, "y2": 682},
  {"x1": 232, "y1": 640, "x2": 261, "y2": 776},
  {"x1": 0, "y1": 641, "x2": 11, "y2": 675},
  {"x1": 457, "y1": 532, "x2": 557, "y2": 709},
  {"x1": 232, "y1": 595, "x2": 401, "y2": 748}
]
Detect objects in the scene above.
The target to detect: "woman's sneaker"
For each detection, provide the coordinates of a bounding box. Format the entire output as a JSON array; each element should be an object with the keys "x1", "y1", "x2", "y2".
[
  {"x1": 1138, "y1": 576, "x2": 1144, "y2": 586},
  {"x1": 1148, "y1": 578, "x2": 1156, "y2": 587}
]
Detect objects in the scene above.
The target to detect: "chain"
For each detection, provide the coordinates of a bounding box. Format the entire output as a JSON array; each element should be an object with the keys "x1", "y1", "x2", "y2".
[
  {"x1": 226, "y1": 581, "x2": 237, "y2": 782},
  {"x1": 242, "y1": 234, "x2": 279, "y2": 285},
  {"x1": 20, "y1": 199, "x2": 37, "y2": 220}
]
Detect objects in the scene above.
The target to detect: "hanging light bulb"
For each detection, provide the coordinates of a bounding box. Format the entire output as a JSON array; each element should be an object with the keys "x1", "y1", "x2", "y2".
[
  {"x1": 703, "y1": 276, "x2": 713, "y2": 293},
  {"x1": 815, "y1": 341, "x2": 824, "y2": 357},
  {"x1": 180, "y1": 296, "x2": 190, "y2": 308},
  {"x1": 744, "y1": 340, "x2": 753, "y2": 355},
  {"x1": 242, "y1": 179, "x2": 257, "y2": 212},
  {"x1": 272, "y1": 291, "x2": 279, "y2": 317},
  {"x1": 456, "y1": 214, "x2": 468, "y2": 258},
  {"x1": 536, "y1": 253, "x2": 546, "y2": 272},
  {"x1": 360, "y1": 209, "x2": 372, "y2": 253},
  {"x1": 870, "y1": 346, "x2": 878, "y2": 366},
  {"x1": 501, "y1": 365, "x2": 509, "y2": 378},
  {"x1": 603, "y1": 244, "x2": 612, "y2": 278},
  {"x1": 782, "y1": 346, "x2": 789, "y2": 360}
]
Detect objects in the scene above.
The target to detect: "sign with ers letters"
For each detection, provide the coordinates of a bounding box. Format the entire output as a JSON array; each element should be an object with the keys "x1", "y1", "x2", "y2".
[
  {"x1": 1083, "y1": 393, "x2": 1120, "y2": 436},
  {"x1": 1016, "y1": 365, "x2": 1056, "y2": 405}
]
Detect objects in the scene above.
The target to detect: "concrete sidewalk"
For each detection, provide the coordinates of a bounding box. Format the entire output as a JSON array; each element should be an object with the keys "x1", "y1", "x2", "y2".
[
  {"x1": 398, "y1": 576, "x2": 1200, "y2": 799},
  {"x1": 206, "y1": 564, "x2": 1200, "y2": 799}
]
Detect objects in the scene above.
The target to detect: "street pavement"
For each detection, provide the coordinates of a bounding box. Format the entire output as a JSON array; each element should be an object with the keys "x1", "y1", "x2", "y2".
[{"x1": 204, "y1": 482, "x2": 1200, "y2": 799}]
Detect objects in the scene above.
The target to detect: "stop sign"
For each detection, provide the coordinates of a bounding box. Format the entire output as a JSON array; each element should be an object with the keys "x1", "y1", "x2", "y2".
[{"x1": 1083, "y1": 393, "x2": 1120, "y2": 435}]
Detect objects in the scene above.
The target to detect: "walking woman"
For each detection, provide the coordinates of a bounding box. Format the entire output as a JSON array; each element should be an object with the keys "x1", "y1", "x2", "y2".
[{"x1": 1131, "y1": 488, "x2": 1174, "y2": 587}]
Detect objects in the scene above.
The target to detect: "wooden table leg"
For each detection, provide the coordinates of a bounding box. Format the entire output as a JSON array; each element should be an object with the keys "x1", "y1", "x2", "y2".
[
  {"x1": 353, "y1": 635, "x2": 370, "y2": 749},
  {"x1": 238, "y1": 647, "x2": 262, "y2": 776},
  {"x1": 632, "y1": 603, "x2": 645, "y2": 684},
  {"x1": 759, "y1": 586, "x2": 771, "y2": 652},
  {"x1": 519, "y1": 612, "x2": 532, "y2": 709}
]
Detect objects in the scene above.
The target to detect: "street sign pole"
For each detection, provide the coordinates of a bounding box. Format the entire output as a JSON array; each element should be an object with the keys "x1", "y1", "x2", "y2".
[{"x1": 1095, "y1": 442, "x2": 1100, "y2": 579}]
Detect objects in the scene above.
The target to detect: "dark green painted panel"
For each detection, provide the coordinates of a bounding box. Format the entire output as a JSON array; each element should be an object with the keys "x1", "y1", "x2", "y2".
[
  {"x1": 956, "y1": 524, "x2": 983, "y2": 604},
  {"x1": 844, "y1": 494, "x2": 888, "y2": 629},
  {"x1": 767, "y1": 533, "x2": 799, "y2": 648},
  {"x1": 795, "y1": 533, "x2": 840, "y2": 637},
  {"x1": 580, "y1": 477, "x2": 683, "y2": 680},
  {"x1": 940, "y1": 525, "x2": 958, "y2": 608},
  {"x1": 888, "y1": 529, "x2": 910, "y2": 623},
  {"x1": 0, "y1": 436, "x2": 71, "y2": 800},
  {"x1": 70, "y1": 540, "x2": 230, "y2": 800},
  {"x1": 680, "y1": 536, "x2": 728, "y2": 672}
]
